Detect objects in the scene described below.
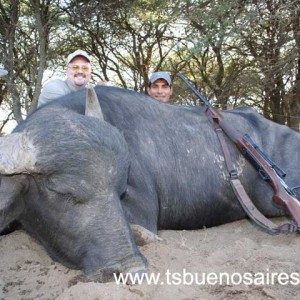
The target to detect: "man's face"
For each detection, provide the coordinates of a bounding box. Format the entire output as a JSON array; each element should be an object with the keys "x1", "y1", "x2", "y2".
[
  {"x1": 66, "y1": 56, "x2": 91, "y2": 89},
  {"x1": 147, "y1": 79, "x2": 173, "y2": 102}
]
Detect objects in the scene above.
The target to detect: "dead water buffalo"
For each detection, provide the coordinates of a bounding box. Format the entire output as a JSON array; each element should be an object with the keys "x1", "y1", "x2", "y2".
[{"x1": 0, "y1": 86, "x2": 299, "y2": 281}]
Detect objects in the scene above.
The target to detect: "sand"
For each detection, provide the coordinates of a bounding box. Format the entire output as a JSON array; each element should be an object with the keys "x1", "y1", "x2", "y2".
[{"x1": 1, "y1": 218, "x2": 300, "y2": 300}]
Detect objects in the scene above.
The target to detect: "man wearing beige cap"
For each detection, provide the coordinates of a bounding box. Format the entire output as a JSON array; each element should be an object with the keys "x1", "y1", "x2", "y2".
[
  {"x1": 147, "y1": 71, "x2": 173, "y2": 103},
  {"x1": 38, "y1": 50, "x2": 93, "y2": 107}
]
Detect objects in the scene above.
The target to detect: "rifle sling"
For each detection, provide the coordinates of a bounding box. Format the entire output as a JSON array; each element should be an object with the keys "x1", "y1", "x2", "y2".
[{"x1": 206, "y1": 109, "x2": 298, "y2": 234}]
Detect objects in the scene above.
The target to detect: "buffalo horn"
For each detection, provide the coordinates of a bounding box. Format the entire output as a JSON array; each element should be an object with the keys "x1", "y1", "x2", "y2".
[
  {"x1": 85, "y1": 85, "x2": 104, "y2": 120},
  {"x1": 0, "y1": 132, "x2": 37, "y2": 174}
]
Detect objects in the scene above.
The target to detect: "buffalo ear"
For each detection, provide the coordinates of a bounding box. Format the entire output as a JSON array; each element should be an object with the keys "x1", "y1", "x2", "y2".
[{"x1": 85, "y1": 86, "x2": 104, "y2": 120}]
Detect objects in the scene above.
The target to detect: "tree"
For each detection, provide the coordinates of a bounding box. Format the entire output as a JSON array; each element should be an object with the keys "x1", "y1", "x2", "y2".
[
  {"x1": 236, "y1": 0, "x2": 299, "y2": 126},
  {"x1": 60, "y1": 0, "x2": 183, "y2": 92},
  {"x1": 0, "y1": 0, "x2": 61, "y2": 126},
  {"x1": 0, "y1": 0, "x2": 299, "y2": 134},
  {"x1": 173, "y1": 0, "x2": 252, "y2": 108},
  {"x1": 173, "y1": 0, "x2": 300, "y2": 131},
  {"x1": 286, "y1": 1, "x2": 300, "y2": 131}
]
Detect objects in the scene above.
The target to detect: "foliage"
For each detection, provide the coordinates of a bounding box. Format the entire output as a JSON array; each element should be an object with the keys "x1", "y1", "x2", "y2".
[{"x1": 0, "y1": 0, "x2": 299, "y2": 133}]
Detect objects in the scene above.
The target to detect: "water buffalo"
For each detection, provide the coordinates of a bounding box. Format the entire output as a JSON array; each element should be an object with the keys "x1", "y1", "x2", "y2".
[{"x1": 0, "y1": 86, "x2": 299, "y2": 281}]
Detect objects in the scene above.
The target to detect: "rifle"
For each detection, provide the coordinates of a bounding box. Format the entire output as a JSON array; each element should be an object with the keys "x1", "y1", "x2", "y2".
[{"x1": 177, "y1": 72, "x2": 300, "y2": 233}]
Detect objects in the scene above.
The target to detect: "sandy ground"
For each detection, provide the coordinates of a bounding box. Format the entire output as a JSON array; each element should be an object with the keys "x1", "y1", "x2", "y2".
[{"x1": 1, "y1": 218, "x2": 300, "y2": 300}]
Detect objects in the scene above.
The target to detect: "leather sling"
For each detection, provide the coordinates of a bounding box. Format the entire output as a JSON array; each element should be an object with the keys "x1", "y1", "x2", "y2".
[{"x1": 206, "y1": 108, "x2": 298, "y2": 234}]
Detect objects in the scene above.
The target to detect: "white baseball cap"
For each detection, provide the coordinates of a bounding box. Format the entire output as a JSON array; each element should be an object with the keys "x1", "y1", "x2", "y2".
[
  {"x1": 149, "y1": 71, "x2": 172, "y2": 86},
  {"x1": 67, "y1": 50, "x2": 90, "y2": 64}
]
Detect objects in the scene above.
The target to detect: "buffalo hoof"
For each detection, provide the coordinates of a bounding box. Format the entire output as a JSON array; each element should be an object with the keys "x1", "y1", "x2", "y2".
[{"x1": 130, "y1": 224, "x2": 162, "y2": 246}]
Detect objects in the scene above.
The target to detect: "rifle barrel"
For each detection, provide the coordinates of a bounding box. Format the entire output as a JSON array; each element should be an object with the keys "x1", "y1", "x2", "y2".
[
  {"x1": 177, "y1": 72, "x2": 212, "y2": 108},
  {"x1": 177, "y1": 72, "x2": 300, "y2": 229},
  {"x1": 244, "y1": 134, "x2": 286, "y2": 178}
]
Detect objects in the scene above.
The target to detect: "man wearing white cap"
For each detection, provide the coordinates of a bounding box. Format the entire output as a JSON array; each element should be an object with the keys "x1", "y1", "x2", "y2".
[
  {"x1": 38, "y1": 50, "x2": 93, "y2": 107},
  {"x1": 147, "y1": 71, "x2": 173, "y2": 103}
]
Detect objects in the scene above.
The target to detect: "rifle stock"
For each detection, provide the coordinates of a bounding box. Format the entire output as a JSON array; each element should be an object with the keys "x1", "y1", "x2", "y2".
[
  {"x1": 232, "y1": 131, "x2": 300, "y2": 225},
  {"x1": 177, "y1": 72, "x2": 300, "y2": 230},
  {"x1": 273, "y1": 186, "x2": 300, "y2": 225}
]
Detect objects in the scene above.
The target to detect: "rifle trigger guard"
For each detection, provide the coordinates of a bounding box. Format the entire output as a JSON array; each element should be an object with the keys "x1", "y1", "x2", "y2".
[
  {"x1": 258, "y1": 169, "x2": 270, "y2": 181},
  {"x1": 212, "y1": 116, "x2": 220, "y2": 124},
  {"x1": 229, "y1": 170, "x2": 238, "y2": 179}
]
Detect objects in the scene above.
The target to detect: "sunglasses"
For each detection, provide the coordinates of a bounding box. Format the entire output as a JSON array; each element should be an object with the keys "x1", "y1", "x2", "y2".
[{"x1": 68, "y1": 65, "x2": 90, "y2": 72}]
